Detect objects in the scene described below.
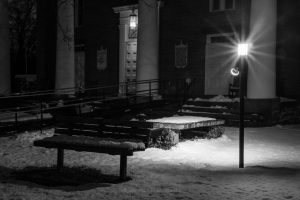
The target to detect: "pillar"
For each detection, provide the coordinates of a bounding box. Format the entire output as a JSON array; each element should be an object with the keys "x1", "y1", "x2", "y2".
[
  {"x1": 55, "y1": 0, "x2": 75, "y2": 93},
  {"x1": 247, "y1": 0, "x2": 277, "y2": 98},
  {"x1": 0, "y1": 0, "x2": 10, "y2": 95},
  {"x1": 136, "y1": 0, "x2": 159, "y2": 92},
  {"x1": 118, "y1": 17, "x2": 129, "y2": 95}
]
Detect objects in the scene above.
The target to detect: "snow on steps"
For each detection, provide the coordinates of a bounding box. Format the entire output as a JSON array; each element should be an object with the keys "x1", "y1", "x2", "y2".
[{"x1": 179, "y1": 97, "x2": 265, "y2": 127}]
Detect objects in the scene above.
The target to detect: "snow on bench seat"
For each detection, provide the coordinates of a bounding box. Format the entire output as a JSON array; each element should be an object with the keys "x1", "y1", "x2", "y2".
[{"x1": 34, "y1": 135, "x2": 146, "y2": 156}]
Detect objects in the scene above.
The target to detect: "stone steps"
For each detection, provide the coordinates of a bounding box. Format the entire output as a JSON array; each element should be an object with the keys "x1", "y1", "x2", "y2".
[{"x1": 179, "y1": 100, "x2": 265, "y2": 127}]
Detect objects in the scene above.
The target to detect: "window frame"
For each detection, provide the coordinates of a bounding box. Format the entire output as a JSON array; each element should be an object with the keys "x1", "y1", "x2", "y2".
[{"x1": 209, "y1": 0, "x2": 235, "y2": 12}]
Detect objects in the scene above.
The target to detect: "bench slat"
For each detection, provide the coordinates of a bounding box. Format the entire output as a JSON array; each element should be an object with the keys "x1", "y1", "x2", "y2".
[
  {"x1": 56, "y1": 124, "x2": 156, "y2": 135},
  {"x1": 55, "y1": 127, "x2": 151, "y2": 138},
  {"x1": 103, "y1": 120, "x2": 154, "y2": 129},
  {"x1": 56, "y1": 115, "x2": 102, "y2": 124},
  {"x1": 54, "y1": 128, "x2": 152, "y2": 145},
  {"x1": 101, "y1": 126, "x2": 155, "y2": 135},
  {"x1": 56, "y1": 123, "x2": 99, "y2": 131}
]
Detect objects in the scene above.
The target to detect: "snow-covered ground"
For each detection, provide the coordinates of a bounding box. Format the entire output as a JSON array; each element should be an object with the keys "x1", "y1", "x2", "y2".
[{"x1": 0, "y1": 125, "x2": 300, "y2": 200}]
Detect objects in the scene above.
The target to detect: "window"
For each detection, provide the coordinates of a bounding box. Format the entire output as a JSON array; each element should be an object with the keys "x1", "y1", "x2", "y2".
[
  {"x1": 206, "y1": 33, "x2": 235, "y2": 44},
  {"x1": 213, "y1": 0, "x2": 221, "y2": 11},
  {"x1": 75, "y1": 0, "x2": 84, "y2": 27},
  {"x1": 209, "y1": 0, "x2": 235, "y2": 12}
]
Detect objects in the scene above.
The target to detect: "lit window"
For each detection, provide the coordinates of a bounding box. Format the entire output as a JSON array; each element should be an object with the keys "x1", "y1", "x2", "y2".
[{"x1": 210, "y1": 0, "x2": 235, "y2": 12}]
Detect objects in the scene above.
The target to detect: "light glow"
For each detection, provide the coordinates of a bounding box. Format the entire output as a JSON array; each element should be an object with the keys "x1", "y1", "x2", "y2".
[
  {"x1": 237, "y1": 43, "x2": 249, "y2": 56},
  {"x1": 130, "y1": 14, "x2": 137, "y2": 29}
]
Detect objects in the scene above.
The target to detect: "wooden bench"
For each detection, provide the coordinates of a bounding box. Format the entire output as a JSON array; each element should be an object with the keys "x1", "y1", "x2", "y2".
[{"x1": 33, "y1": 116, "x2": 162, "y2": 180}]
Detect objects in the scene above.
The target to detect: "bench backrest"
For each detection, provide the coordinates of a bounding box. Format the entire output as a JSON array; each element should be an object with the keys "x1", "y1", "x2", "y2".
[
  {"x1": 54, "y1": 116, "x2": 161, "y2": 147},
  {"x1": 103, "y1": 119, "x2": 155, "y2": 128}
]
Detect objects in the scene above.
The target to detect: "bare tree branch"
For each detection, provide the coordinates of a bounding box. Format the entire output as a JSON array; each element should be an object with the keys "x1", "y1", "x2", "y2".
[
  {"x1": 140, "y1": 0, "x2": 154, "y2": 8},
  {"x1": 56, "y1": 0, "x2": 74, "y2": 50}
]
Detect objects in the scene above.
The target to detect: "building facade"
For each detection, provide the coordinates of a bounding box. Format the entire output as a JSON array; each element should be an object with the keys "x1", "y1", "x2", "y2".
[{"x1": 36, "y1": 0, "x2": 300, "y2": 100}]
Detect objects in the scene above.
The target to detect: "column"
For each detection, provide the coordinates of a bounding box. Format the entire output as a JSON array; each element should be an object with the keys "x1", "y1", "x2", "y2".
[
  {"x1": 0, "y1": 0, "x2": 10, "y2": 95},
  {"x1": 247, "y1": 0, "x2": 277, "y2": 99},
  {"x1": 55, "y1": 0, "x2": 75, "y2": 93},
  {"x1": 118, "y1": 22, "x2": 129, "y2": 95},
  {"x1": 136, "y1": 0, "x2": 159, "y2": 92}
]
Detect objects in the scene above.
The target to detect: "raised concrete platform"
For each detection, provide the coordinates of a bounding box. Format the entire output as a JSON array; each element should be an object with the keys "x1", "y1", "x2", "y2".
[{"x1": 147, "y1": 116, "x2": 225, "y2": 130}]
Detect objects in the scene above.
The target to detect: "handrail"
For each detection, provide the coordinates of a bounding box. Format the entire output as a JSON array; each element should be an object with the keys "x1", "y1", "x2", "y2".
[
  {"x1": 0, "y1": 89, "x2": 161, "y2": 115},
  {"x1": 0, "y1": 77, "x2": 193, "y2": 134},
  {"x1": 0, "y1": 78, "x2": 189, "y2": 99},
  {"x1": 0, "y1": 78, "x2": 162, "y2": 99},
  {"x1": 0, "y1": 77, "x2": 191, "y2": 108}
]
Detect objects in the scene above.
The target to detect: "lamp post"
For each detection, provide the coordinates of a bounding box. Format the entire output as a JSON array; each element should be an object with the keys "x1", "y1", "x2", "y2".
[{"x1": 237, "y1": 43, "x2": 249, "y2": 168}]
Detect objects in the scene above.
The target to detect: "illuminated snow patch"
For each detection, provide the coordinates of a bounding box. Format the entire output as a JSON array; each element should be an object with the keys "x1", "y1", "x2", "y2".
[
  {"x1": 134, "y1": 127, "x2": 300, "y2": 169},
  {"x1": 134, "y1": 135, "x2": 238, "y2": 168},
  {"x1": 147, "y1": 116, "x2": 216, "y2": 124}
]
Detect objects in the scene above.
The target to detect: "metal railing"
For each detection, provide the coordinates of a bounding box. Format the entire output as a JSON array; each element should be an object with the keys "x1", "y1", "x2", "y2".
[{"x1": 0, "y1": 78, "x2": 194, "y2": 134}]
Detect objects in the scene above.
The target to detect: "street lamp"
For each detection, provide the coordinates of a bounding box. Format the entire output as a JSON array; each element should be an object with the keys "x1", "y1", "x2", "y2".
[{"x1": 237, "y1": 43, "x2": 249, "y2": 168}]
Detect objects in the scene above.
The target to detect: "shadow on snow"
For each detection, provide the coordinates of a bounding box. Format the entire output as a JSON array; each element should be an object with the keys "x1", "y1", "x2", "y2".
[{"x1": 0, "y1": 165, "x2": 131, "y2": 191}]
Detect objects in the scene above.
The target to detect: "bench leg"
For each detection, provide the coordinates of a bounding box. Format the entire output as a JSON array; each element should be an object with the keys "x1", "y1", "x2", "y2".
[
  {"x1": 57, "y1": 148, "x2": 64, "y2": 171},
  {"x1": 120, "y1": 155, "x2": 127, "y2": 180}
]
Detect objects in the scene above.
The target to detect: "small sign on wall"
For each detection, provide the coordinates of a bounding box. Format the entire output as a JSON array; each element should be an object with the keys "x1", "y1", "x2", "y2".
[
  {"x1": 175, "y1": 41, "x2": 188, "y2": 68},
  {"x1": 97, "y1": 46, "x2": 107, "y2": 71},
  {"x1": 75, "y1": 51, "x2": 85, "y2": 89}
]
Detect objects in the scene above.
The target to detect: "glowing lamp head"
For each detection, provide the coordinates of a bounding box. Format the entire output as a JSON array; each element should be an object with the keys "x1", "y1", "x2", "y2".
[
  {"x1": 237, "y1": 43, "x2": 249, "y2": 57},
  {"x1": 129, "y1": 13, "x2": 137, "y2": 29}
]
